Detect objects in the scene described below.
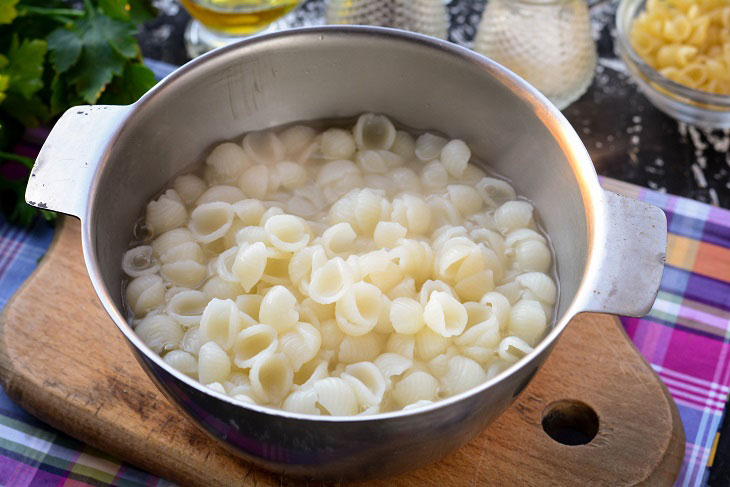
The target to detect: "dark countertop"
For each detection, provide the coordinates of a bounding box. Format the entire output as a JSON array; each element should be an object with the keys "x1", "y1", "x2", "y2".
[{"x1": 139, "y1": 0, "x2": 730, "y2": 210}]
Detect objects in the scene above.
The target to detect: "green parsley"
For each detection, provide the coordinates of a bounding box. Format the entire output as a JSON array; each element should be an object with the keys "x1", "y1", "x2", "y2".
[{"x1": 0, "y1": 0, "x2": 157, "y2": 227}]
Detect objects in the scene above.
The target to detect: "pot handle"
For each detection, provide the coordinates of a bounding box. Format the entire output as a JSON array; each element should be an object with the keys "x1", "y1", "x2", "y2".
[
  {"x1": 580, "y1": 190, "x2": 667, "y2": 317},
  {"x1": 25, "y1": 105, "x2": 130, "y2": 219}
]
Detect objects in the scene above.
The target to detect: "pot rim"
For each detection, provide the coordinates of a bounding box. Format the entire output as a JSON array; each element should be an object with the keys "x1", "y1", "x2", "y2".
[{"x1": 82, "y1": 25, "x2": 604, "y2": 422}]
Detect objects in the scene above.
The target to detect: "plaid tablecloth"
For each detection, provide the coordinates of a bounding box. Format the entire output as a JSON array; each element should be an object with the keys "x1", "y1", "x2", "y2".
[{"x1": 0, "y1": 177, "x2": 728, "y2": 486}]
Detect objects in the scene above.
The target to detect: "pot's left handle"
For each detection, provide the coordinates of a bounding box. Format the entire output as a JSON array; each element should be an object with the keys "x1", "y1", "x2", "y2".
[{"x1": 26, "y1": 105, "x2": 131, "y2": 218}]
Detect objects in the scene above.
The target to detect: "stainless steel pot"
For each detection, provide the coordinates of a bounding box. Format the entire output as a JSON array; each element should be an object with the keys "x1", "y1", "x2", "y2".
[{"x1": 25, "y1": 26, "x2": 666, "y2": 480}]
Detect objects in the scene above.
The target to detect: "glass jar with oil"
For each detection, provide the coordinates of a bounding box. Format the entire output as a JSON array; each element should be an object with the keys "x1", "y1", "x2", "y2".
[{"x1": 183, "y1": 0, "x2": 302, "y2": 57}]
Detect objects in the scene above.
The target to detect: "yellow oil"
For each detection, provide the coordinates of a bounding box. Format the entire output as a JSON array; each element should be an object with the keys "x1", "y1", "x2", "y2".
[{"x1": 180, "y1": 0, "x2": 300, "y2": 35}]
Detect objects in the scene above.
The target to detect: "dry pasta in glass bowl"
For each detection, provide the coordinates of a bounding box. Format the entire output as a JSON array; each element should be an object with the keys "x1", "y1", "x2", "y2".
[
  {"x1": 122, "y1": 113, "x2": 558, "y2": 416},
  {"x1": 616, "y1": 0, "x2": 730, "y2": 128}
]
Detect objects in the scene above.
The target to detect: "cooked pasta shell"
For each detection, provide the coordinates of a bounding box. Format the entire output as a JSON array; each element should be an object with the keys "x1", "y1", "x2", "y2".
[
  {"x1": 279, "y1": 124, "x2": 317, "y2": 159},
  {"x1": 167, "y1": 290, "x2": 208, "y2": 327},
  {"x1": 250, "y1": 352, "x2": 293, "y2": 404},
  {"x1": 390, "y1": 130, "x2": 416, "y2": 160},
  {"x1": 335, "y1": 282, "x2": 383, "y2": 336},
  {"x1": 321, "y1": 222, "x2": 357, "y2": 256},
  {"x1": 386, "y1": 333, "x2": 415, "y2": 360},
  {"x1": 135, "y1": 314, "x2": 183, "y2": 353},
  {"x1": 374, "y1": 352, "x2": 412, "y2": 386},
  {"x1": 515, "y1": 239, "x2": 552, "y2": 273},
  {"x1": 181, "y1": 326, "x2": 202, "y2": 355},
  {"x1": 278, "y1": 321, "x2": 322, "y2": 371},
  {"x1": 423, "y1": 291, "x2": 467, "y2": 338},
  {"x1": 342, "y1": 361, "x2": 386, "y2": 407},
  {"x1": 320, "y1": 128, "x2": 356, "y2": 160},
  {"x1": 276, "y1": 161, "x2": 308, "y2": 190},
  {"x1": 173, "y1": 174, "x2": 206, "y2": 205},
  {"x1": 283, "y1": 388, "x2": 321, "y2": 415},
  {"x1": 163, "y1": 350, "x2": 197, "y2": 376},
  {"x1": 196, "y1": 185, "x2": 246, "y2": 205},
  {"x1": 414, "y1": 327, "x2": 450, "y2": 361},
  {"x1": 232, "y1": 324, "x2": 278, "y2": 369},
  {"x1": 152, "y1": 228, "x2": 195, "y2": 256},
  {"x1": 200, "y1": 298, "x2": 242, "y2": 350},
  {"x1": 264, "y1": 214, "x2": 311, "y2": 252},
  {"x1": 122, "y1": 245, "x2": 159, "y2": 278},
  {"x1": 415, "y1": 133, "x2": 447, "y2": 162},
  {"x1": 393, "y1": 371, "x2": 439, "y2": 407},
  {"x1": 421, "y1": 160, "x2": 448, "y2": 190},
  {"x1": 146, "y1": 189, "x2": 188, "y2": 235},
  {"x1": 440, "y1": 355, "x2": 486, "y2": 396},
  {"x1": 126, "y1": 274, "x2": 165, "y2": 316},
  {"x1": 198, "y1": 341, "x2": 231, "y2": 384},
  {"x1": 495, "y1": 200, "x2": 534, "y2": 232},
  {"x1": 338, "y1": 334, "x2": 383, "y2": 364},
  {"x1": 516, "y1": 272, "x2": 557, "y2": 304},
  {"x1": 498, "y1": 336, "x2": 533, "y2": 363},
  {"x1": 480, "y1": 292, "x2": 512, "y2": 331},
  {"x1": 476, "y1": 177, "x2": 516, "y2": 208},
  {"x1": 353, "y1": 113, "x2": 396, "y2": 150},
  {"x1": 242, "y1": 130, "x2": 285, "y2": 165},
  {"x1": 309, "y1": 257, "x2": 353, "y2": 305},
  {"x1": 259, "y1": 285, "x2": 299, "y2": 332},
  {"x1": 313, "y1": 377, "x2": 358, "y2": 416},
  {"x1": 508, "y1": 300, "x2": 547, "y2": 346},
  {"x1": 390, "y1": 297, "x2": 425, "y2": 335},
  {"x1": 189, "y1": 202, "x2": 234, "y2": 243},
  {"x1": 205, "y1": 142, "x2": 250, "y2": 184}
]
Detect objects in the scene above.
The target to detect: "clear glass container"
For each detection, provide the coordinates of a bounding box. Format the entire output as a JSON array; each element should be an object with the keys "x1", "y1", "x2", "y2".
[
  {"x1": 474, "y1": 0, "x2": 597, "y2": 110},
  {"x1": 615, "y1": 0, "x2": 730, "y2": 128},
  {"x1": 182, "y1": 0, "x2": 304, "y2": 57},
  {"x1": 326, "y1": 0, "x2": 448, "y2": 39}
]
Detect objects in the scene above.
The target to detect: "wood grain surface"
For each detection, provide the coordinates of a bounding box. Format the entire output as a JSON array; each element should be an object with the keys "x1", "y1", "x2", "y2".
[{"x1": 0, "y1": 218, "x2": 684, "y2": 486}]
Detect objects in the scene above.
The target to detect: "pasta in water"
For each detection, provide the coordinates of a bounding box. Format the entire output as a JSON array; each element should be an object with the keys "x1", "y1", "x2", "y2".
[{"x1": 122, "y1": 113, "x2": 558, "y2": 416}]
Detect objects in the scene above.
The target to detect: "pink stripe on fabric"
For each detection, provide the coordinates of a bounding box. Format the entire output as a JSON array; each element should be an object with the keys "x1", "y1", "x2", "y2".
[
  {"x1": 631, "y1": 319, "x2": 672, "y2": 365},
  {"x1": 707, "y1": 205, "x2": 730, "y2": 226},
  {"x1": 0, "y1": 228, "x2": 26, "y2": 279},
  {"x1": 671, "y1": 393, "x2": 723, "y2": 412},
  {"x1": 678, "y1": 305, "x2": 730, "y2": 333},
  {"x1": 0, "y1": 225, "x2": 21, "y2": 278},
  {"x1": 2, "y1": 457, "x2": 46, "y2": 487},
  {"x1": 661, "y1": 375, "x2": 728, "y2": 401},
  {"x1": 655, "y1": 365, "x2": 730, "y2": 392},
  {"x1": 668, "y1": 388, "x2": 724, "y2": 412}
]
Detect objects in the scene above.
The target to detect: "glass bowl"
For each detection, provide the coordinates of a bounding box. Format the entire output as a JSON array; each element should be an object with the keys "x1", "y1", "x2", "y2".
[{"x1": 615, "y1": 0, "x2": 730, "y2": 128}]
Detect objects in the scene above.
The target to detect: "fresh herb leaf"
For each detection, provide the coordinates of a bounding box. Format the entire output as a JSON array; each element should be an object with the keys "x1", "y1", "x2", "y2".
[
  {"x1": 0, "y1": 0, "x2": 157, "y2": 226},
  {"x1": 99, "y1": 0, "x2": 156, "y2": 24},
  {"x1": 0, "y1": 0, "x2": 18, "y2": 24},
  {"x1": 2, "y1": 92, "x2": 47, "y2": 126},
  {"x1": 0, "y1": 73, "x2": 9, "y2": 103},
  {"x1": 127, "y1": 0, "x2": 156, "y2": 24},
  {"x1": 99, "y1": 0, "x2": 129, "y2": 21},
  {"x1": 99, "y1": 62, "x2": 155, "y2": 105},
  {"x1": 59, "y1": 14, "x2": 139, "y2": 103},
  {"x1": 47, "y1": 28, "x2": 82, "y2": 73},
  {"x1": 4, "y1": 36, "x2": 46, "y2": 98}
]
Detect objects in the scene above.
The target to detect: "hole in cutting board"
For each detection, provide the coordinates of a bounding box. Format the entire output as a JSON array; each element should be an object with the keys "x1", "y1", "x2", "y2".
[{"x1": 541, "y1": 400, "x2": 599, "y2": 446}]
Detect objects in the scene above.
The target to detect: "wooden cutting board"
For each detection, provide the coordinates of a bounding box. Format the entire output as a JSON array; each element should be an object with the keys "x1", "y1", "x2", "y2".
[{"x1": 0, "y1": 218, "x2": 684, "y2": 486}]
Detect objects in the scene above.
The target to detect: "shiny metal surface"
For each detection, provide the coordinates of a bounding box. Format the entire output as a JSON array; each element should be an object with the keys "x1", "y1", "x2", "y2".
[{"x1": 25, "y1": 26, "x2": 666, "y2": 480}]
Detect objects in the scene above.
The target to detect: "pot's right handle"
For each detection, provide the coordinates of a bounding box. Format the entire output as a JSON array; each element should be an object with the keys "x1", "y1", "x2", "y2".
[
  {"x1": 25, "y1": 105, "x2": 130, "y2": 219},
  {"x1": 580, "y1": 190, "x2": 667, "y2": 317}
]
